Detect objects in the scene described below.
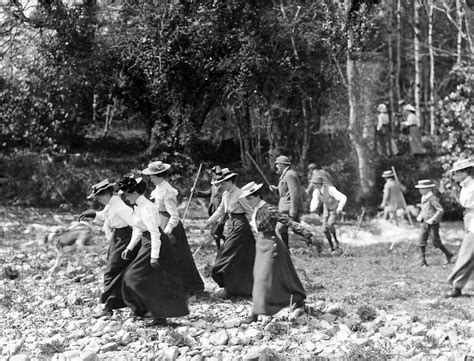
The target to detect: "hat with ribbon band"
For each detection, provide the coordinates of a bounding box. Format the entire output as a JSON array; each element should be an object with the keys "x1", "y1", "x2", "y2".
[
  {"x1": 142, "y1": 161, "x2": 171, "y2": 176},
  {"x1": 87, "y1": 179, "x2": 115, "y2": 199},
  {"x1": 117, "y1": 176, "x2": 143, "y2": 194},
  {"x1": 450, "y1": 158, "x2": 474, "y2": 173},
  {"x1": 239, "y1": 181, "x2": 264, "y2": 198},
  {"x1": 414, "y1": 179, "x2": 436, "y2": 188},
  {"x1": 211, "y1": 168, "x2": 237, "y2": 185},
  {"x1": 381, "y1": 170, "x2": 395, "y2": 178},
  {"x1": 274, "y1": 155, "x2": 291, "y2": 165}
]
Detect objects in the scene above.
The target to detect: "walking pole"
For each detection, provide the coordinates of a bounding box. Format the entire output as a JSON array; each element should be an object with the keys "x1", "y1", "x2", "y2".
[
  {"x1": 391, "y1": 166, "x2": 413, "y2": 225},
  {"x1": 246, "y1": 151, "x2": 272, "y2": 187},
  {"x1": 182, "y1": 163, "x2": 203, "y2": 224}
]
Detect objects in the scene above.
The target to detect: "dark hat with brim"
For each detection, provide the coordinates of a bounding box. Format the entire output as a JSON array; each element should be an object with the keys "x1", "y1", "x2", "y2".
[
  {"x1": 211, "y1": 168, "x2": 237, "y2": 185},
  {"x1": 87, "y1": 179, "x2": 115, "y2": 199},
  {"x1": 117, "y1": 176, "x2": 143, "y2": 194},
  {"x1": 414, "y1": 179, "x2": 435, "y2": 188},
  {"x1": 381, "y1": 170, "x2": 395, "y2": 178},
  {"x1": 239, "y1": 181, "x2": 263, "y2": 198},
  {"x1": 275, "y1": 156, "x2": 291, "y2": 165},
  {"x1": 142, "y1": 161, "x2": 171, "y2": 176}
]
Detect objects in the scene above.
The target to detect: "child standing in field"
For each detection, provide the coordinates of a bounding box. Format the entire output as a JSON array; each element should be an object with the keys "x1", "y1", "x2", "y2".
[{"x1": 415, "y1": 179, "x2": 453, "y2": 267}]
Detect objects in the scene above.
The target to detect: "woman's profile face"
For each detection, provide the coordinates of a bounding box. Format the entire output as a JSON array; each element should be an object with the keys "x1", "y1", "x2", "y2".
[{"x1": 453, "y1": 170, "x2": 468, "y2": 183}]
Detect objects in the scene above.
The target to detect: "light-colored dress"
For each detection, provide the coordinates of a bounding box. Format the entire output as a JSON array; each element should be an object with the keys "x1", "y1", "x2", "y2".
[{"x1": 403, "y1": 113, "x2": 426, "y2": 155}]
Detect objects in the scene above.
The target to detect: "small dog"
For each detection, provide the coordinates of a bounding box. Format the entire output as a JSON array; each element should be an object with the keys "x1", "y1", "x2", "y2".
[{"x1": 25, "y1": 221, "x2": 96, "y2": 272}]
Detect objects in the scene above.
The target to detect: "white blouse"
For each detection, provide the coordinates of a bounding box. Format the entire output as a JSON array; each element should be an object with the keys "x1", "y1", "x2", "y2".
[
  {"x1": 95, "y1": 195, "x2": 133, "y2": 242},
  {"x1": 126, "y1": 195, "x2": 162, "y2": 259},
  {"x1": 208, "y1": 184, "x2": 253, "y2": 224},
  {"x1": 150, "y1": 180, "x2": 180, "y2": 234}
]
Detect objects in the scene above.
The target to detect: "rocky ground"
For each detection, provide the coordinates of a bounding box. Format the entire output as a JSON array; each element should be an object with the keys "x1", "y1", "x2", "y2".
[{"x1": 0, "y1": 206, "x2": 473, "y2": 361}]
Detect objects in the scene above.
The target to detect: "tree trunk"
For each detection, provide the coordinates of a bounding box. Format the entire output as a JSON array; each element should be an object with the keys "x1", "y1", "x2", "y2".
[
  {"x1": 428, "y1": 0, "x2": 435, "y2": 135},
  {"x1": 456, "y1": 0, "x2": 463, "y2": 65},
  {"x1": 345, "y1": 0, "x2": 372, "y2": 200},
  {"x1": 395, "y1": 0, "x2": 402, "y2": 106},
  {"x1": 300, "y1": 97, "x2": 310, "y2": 168},
  {"x1": 387, "y1": 1, "x2": 395, "y2": 126},
  {"x1": 414, "y1": 0, "x2": 422, "y2": 124}
]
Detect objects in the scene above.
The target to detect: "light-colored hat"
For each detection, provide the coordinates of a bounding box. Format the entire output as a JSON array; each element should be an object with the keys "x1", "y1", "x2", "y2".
[
  {"x1": 414, "y1": 179, "x2": 436, "y2": 188},
  {"x1": 381, "y1": 170, "x2": 395, "y2": 178},
  {"x1": 117, "y1": 177, "x2": 143, "y2": 194},
  {"x1": 87, "y1": 179, "x2": 115, "y2": 199},
  {"x1": 308, "y1": 163, "x2": 317, "y2": 170},
  {"x1": 275, "y1": 155, "x2": 291, "y2": 165},
  {"x1": 142, "y1": 161, "x2": 171, "y2": 175},
  {"x1": 377, "y1": 104, "x2": 387, "y2": 113},
  {"x1": 450, "y1": 159, "x2": 474, "y2": 173},
  {"x1": 310, "y1": 175, "x2": 325, "y2": 184},
  {"x1": 211, "y1": 168, "x2": 237, "y2": 184},
  {"x1": 404, "y1": 104, "x2": 416, "y2": 113},
  {"x1": 239, "y1": 181, "x2": 264, "y2": 198}
]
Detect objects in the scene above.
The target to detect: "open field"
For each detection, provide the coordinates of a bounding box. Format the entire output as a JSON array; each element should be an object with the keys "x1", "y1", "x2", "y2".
[{"x1": 0, "y1": 206, "x2": 473, "y2": 360}]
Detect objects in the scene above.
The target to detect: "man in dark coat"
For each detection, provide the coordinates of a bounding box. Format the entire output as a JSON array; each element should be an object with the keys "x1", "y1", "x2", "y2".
[{"x1": 270, "y1": 155, "x2": 303, "y2": 249}]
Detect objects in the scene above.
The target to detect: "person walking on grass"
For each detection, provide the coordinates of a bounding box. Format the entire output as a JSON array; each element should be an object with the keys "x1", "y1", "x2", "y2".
[
  {"x1": 269, "y1": 156, "x2": 304, "y2": 250},
  {"x1": 446, "y1": 159, "x2": 474, "y2": 298},
  {"x1": 239, "y1": 181, "x2": 316, "y2": 324},
  {"x1": 117, "y1": 176, "x2": 188, "y2": 327},
  {"x1": 142, "y1": 161, "x2": 205, "y2": 297},
  {"x1": 380, "y1": 170, "x2": 406, "y2": 226},
  {"x1": 309, "y1": 175, "x2": 347, "y2": 252},
  {"x1": 79, "y1": 179, "x2": 137, "y2": 319},
  {"x1": 414, "y1": 179, "x2": 453, "y2": 267},
  {"x1": 201, "y1": 168, "x2": 256, "y2": 298},
  {"x1": 192, "y1": 166, "x2": 225, "y2": 249}
]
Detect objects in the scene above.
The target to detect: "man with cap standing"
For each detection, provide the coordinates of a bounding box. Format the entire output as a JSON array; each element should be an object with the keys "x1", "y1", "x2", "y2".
[
  {"x1": 380, "y1": 170, "x2": 406, "y2": 226},
  {"x1": 270, "y1": 155, "x2": 304, "y2": 250},
  {"x1": 309, "y1": 175, "x2": 347, "y2": 252}
]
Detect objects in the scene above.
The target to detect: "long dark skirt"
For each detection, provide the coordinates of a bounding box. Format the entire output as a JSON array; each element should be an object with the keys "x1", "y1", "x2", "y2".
[
  {"x1": 252, "y1": 232, "x2": 306, "y2": 315},
  {"x1": 212, "y1": 213, "x2": 256, "y2": 297},
  {"x1": 448, "y1": 213, "x2": 474, "y2": 289},
  {"x1": 122, "y1": 232, "x2": 189, "y2": 319},
  {"x1": 100, "y1": 226, "x2": 135, "y2": 309},
  {"x1": 160, "y1": 212, "x2": 204, "y2": 295}
]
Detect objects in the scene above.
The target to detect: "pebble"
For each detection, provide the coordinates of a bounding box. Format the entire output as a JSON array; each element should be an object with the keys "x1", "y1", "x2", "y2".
[{"x1": 379, "y1": 326, "x2": 396, "y2": 338}]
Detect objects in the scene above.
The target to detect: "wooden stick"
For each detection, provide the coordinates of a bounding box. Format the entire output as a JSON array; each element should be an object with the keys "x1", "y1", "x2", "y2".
[
  {"x1": 391, "y1": 166, "x2": 413, "y2": 225},
  {"x1": 182, "y1": 163, "x2": 203, "y2": 224},
  {"x1": 246, "y1": 151, "x2": 272, "y2": 187}
]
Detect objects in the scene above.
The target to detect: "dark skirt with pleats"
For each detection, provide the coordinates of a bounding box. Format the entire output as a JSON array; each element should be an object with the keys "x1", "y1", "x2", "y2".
[
  {"x1": 122, "y1": 231, "x2": 189, "y2": 319},
  {"x1": 211, "y1": 213, "x2": 256, "y2": 297},
  {"x1": 252, "y1": 232, "x2": 306, "y2": 316},
  {"x1": 100, "y1": 226, "x2": 135, "y2": 309},
  {"x1": 160, "y1": 211, "x2": 204, "y2": 295}
]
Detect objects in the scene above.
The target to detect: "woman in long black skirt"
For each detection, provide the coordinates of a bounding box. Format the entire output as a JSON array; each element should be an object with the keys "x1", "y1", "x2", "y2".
[
  {"x1": 201, "y1": 168, "x2": 256, "y2": 298},
  {"x1": 117, "y1": 176, "x2": 189, "y2": 326},
  {"x1": 142, "y1": 161, "x2": 205, "y2": 296},
  {"x1": 79, "y1": 179, "x2": 136, "y2": 318}
]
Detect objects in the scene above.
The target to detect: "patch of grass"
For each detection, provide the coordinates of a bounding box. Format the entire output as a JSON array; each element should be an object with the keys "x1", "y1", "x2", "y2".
[
  {"x1": 344, "y1": 340, "x2": 392, "y2": 360},
  {"x1": 39, "y1": 340, "x2": 67, "y2": 356},
  {"x1": 165, "y1": 329, "x2": 193, "y2": 347},
  {"x1": 356, "y1": 304, "x2": 377, "y2": 322}
]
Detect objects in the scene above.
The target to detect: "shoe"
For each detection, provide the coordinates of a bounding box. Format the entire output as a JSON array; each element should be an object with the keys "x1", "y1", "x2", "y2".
[
  {"x1": 242, "y1": 314, "x2": 258, "y2": 324},
  {"x1": 290, "y1": 299, "x2": 305, "y2": 311},
  {"x1": 146, "y1": 318, "x2": 167, "y2": 327},
  {"x1": 91, "y1": 308, "x2": 112, "y2": 319},
  {"x1": 446, "y1": 288, "x2": 462, "y2": 298},
  {"x1": 445, "y1": 252, "x2": 454, "y2": 265}
]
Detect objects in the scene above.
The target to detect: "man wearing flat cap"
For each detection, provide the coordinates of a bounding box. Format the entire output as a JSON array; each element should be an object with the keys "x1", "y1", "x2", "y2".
[{"x1": 270, "y1": 155, "x2": 303, "y2": 249}]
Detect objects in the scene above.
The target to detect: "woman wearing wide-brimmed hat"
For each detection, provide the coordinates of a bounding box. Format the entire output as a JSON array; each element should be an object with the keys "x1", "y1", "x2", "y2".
[
  {"x1": 117, "y1": 176, "x2": 189, "y2": 326},
  {"x1": 201, "y1": 168, "x2": 256, "y2": 298},
  {"x1": 401, "y1": 104, "x2": 427, "y2": 155},
  {"x1": 142, "y1": 161, "x2": 204, "y2": 297},
  {"x1": 239, "y1": 181, "x2": 316, "y2": 324},
  {"x1": 446, "y1": 159, "x2": 474, "y2": 297},
  {"x1": 79, "y1": 179, "x2": 136, "y2": 318}
]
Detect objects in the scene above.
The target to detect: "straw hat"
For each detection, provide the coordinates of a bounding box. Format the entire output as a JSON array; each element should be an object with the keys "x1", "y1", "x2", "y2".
[
  {"x1": 381, "y1": 170, "x2": 395, "y2": 178},
  {"x1": 239, "y1": 181, "x2": 264, "y2": 198},
  {"x1": 87, "y1": 179, "x2": 115, "y2": 199},
  {"x1": 141, "y1": 161, "x2": 171, "y2": 176},
  {"x1": 450, "y1": 159, "x2": 474, "y2": 173},
  {"x1": 310, "y1": 175, "x2": 325, "y2": 184},
  {"x1": 414, "y1": 179, "x2": 436, "y2": 188},
  {"x1": 404, "y1": 104, "x2": 416, "y2": 113},
  {"x1": 377, "y1": 104, "x2": 387, "y2": 113},
  {"x1": 275, "y1": 156, "x2": 291, "y2": 165},
  {"x1": 211, "y1": 168, "x2": 237, "y2": 185}
]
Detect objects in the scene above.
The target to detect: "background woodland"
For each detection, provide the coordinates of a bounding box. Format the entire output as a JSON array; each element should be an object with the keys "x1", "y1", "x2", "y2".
[{"x1": 0, "y1": 0, "x2": 472, "y2": 217}]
